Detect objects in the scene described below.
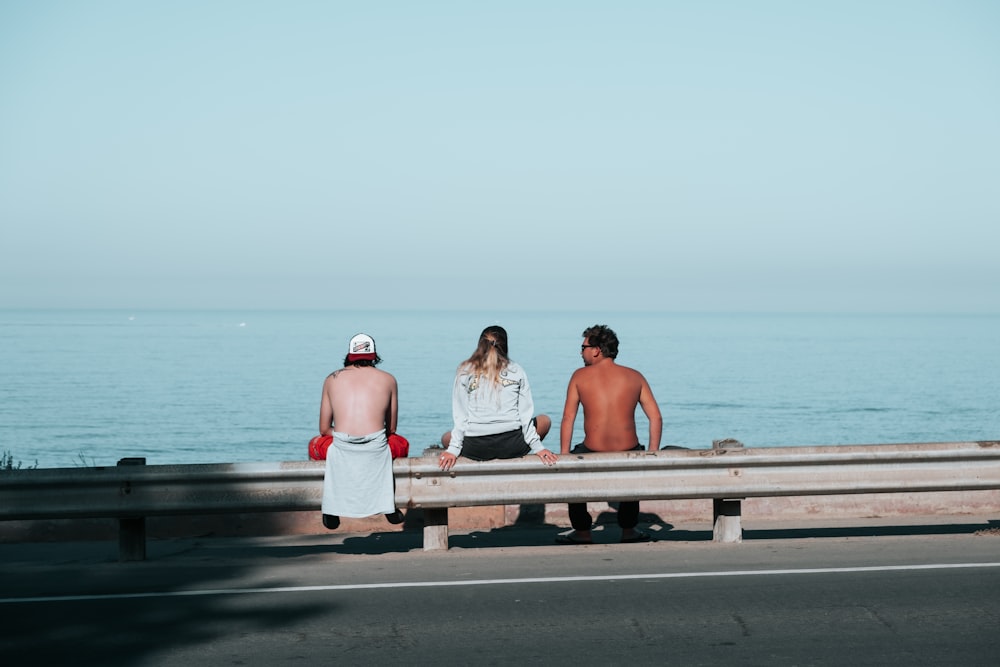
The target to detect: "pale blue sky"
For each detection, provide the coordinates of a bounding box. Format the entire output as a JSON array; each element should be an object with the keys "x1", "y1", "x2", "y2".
[{"x1": 2, "y1": 1, "x2": 998, "y2": 312}]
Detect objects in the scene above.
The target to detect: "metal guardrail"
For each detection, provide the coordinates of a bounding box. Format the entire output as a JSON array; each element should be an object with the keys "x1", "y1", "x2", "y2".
[
  {"x1": 0, "y1": 460, "x2": 326, "y2": 520},
  {"x1": 398, "y1": 440, "x2": 1000, "y2": 506},
  {"x1": 2, "y1": 440, "x2": 998, "y2": 557}
]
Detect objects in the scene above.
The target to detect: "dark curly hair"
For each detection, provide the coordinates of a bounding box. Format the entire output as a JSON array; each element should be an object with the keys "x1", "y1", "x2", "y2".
[
  {"x1": 582, "y1": 324, "x2": 619, "y2": 359},
  {"x1": 343, "y1": 355, "x2": 381, "y2": 367}
]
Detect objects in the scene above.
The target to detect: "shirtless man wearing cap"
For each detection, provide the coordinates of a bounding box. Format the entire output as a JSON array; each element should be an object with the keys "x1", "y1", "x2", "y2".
[
  {"x1": 319, "y1": 333, "x2": 403, "y2": 530},
  {"x1": 557, "y1": 324, "x2": 662, "y2": 544}
]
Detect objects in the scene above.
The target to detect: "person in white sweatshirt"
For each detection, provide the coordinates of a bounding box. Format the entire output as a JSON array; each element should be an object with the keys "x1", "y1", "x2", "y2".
[{"x1": 437, "y1": 325, "x2": 557, "y2": 471}]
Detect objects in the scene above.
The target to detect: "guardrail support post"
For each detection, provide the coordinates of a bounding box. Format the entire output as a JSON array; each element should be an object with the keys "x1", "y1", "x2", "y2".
[
  {"x1": 712, "y1": 439, "x2": 744, "y2": 543},
  {"x1": 423, "y1": 508, "x2": 449, "y2": 551},
  {"x1": 117, "y1": 457, "x2": 147, "y2": 562}
]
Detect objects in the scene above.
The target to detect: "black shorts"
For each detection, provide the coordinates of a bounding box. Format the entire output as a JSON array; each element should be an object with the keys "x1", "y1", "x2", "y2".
[
  {"x1": 571, "y1": 443, "x2": 644, "y2": 454},
  {"x1": 462, "y1": 427, "x2": 532, "y2": 461}
]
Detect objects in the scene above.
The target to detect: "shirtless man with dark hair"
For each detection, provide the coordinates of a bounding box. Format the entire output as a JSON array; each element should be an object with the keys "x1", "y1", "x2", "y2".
[
  {"x1": 319, "y1": 333, "x2": 403, "y2": 530},
  {"x1": 557, "y1": 324, "x2": 662, "y2": 544}
]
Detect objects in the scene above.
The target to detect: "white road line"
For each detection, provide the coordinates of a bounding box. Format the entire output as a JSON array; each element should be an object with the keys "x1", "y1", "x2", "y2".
[{"x1": 3, "y1": 562, "x2": 999, "y2": 605}]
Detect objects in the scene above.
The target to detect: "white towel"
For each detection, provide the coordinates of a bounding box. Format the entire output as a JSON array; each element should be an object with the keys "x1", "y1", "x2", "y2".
[{"x1": 321, "y1": 429, "x2": 395, "y2": 517}]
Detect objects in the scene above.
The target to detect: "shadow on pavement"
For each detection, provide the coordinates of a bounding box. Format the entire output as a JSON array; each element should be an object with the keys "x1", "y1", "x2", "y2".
[
  {"x1": 743, "y1": 519, "x2": 1000, "y2": 541},
  {"x1": 338, "y1": 510, "x2": 1000, "y2": 550},
  {"x1": 0, "y1": 558, "x2": 334, "y2": 665}
]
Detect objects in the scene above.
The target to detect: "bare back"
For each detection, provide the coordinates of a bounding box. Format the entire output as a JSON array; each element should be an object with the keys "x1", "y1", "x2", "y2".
[
  {"x1": 320, "y1": 366, "x2": 398, "y2": 437},
  {"x1": 561, "y1": 357, "x2": 662, "y2": 453}
]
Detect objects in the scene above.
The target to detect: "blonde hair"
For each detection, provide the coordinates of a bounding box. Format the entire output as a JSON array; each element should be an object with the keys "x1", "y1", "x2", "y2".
[{"x1": 458, "y1": 325, "x2": 510, "y2": 388}]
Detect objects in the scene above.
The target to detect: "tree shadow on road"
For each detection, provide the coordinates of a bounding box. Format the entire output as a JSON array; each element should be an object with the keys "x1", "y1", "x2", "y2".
[{"x1": 0, "y1": 552, "x2": 338, "y2": 666}]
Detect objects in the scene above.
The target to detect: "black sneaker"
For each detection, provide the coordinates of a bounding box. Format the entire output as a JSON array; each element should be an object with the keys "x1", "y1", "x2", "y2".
[{"x1": 322, "y1": 514, "x2": 340, "y2": 530}]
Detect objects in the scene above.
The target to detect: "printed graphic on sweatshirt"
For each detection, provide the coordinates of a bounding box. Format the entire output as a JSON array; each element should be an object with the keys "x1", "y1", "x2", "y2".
[{"x1": 465, "y1": 373, "x2": 517, "y2": 394}]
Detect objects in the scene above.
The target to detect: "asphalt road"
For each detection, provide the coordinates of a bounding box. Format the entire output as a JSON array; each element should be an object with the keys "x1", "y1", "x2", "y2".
[{"x1": 1, "y1": 521, "x2": 999, "y2": 666}]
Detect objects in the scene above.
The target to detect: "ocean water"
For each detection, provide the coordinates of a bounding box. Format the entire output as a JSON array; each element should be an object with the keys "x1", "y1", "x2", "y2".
[{"x1": 1, "y1": 309, "x2": 998, "y2": 470}]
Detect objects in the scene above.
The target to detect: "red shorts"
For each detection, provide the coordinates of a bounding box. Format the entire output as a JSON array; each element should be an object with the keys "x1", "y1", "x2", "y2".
[{"x1": 309, "y1": 433, "x2": 409, "y2": 460}]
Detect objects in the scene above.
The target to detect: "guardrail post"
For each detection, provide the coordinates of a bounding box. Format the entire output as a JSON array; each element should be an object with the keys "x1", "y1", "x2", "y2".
[
  {"x1": 423, "y1": 508, "x2": 449, "y2": 551},
  {"x1": 117, "y1": 457, "x2": 147, "y2": 562},
  {"x1": 711, "y1": 439, "x2": 744, "y2": 543}
]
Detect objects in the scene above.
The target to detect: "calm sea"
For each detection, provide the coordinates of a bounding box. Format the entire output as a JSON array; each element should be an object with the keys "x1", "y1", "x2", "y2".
[{"x1": 1, "y1": 309, "x2": 998, "y2": 470}]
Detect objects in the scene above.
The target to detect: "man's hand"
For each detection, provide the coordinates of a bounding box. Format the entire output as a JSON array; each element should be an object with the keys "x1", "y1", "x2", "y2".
[{"x1": 438, "y1": 452, "x2": 457, "y2": 471}]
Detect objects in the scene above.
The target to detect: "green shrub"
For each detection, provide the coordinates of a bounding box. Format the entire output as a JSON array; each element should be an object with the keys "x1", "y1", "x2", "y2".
[{"x1": 1, "y1": 450, "x2": 38, "y2": 472}]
